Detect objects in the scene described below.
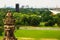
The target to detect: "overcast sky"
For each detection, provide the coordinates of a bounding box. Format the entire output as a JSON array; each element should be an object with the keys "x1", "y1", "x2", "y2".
[{"x1": 0, "y1": 0, "x2": 60, "y2": 8}]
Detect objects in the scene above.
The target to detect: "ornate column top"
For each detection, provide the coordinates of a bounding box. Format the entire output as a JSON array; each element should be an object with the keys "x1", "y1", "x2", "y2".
[
  {"x1": 4, "y1": 10, "x2": 15, "y2": 25},
  {"x1": 6, "y1": 10, "x2": 12, "y2": 17}
]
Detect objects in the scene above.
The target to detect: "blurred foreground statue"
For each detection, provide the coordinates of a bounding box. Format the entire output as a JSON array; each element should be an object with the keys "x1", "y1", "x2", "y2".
[{"x1": 3, "y1": 10, "x2": 17, "y2": 40}]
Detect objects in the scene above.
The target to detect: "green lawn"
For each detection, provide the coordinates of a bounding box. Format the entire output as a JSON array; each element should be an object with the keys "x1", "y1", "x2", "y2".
[
  {"x1": 0, "y1": 29, "x2": 60, "y2": 40},
  {"x1": 15, "y1": 30, "x2": 60, "y2": 39}
]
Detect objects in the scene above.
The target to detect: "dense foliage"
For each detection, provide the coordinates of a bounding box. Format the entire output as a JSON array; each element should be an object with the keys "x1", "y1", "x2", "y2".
[{"x1": 0, "y1": 8, "x2": 60, "y2": 27}]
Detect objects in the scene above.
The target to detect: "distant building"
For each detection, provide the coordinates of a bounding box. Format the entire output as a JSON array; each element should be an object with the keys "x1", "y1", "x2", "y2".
[
  {"x1": 50, "y1": 10, "x2": 60, "y2": 15},
  {"x1": 15, "y1": 3, "x2": 19, "y2": 12}
]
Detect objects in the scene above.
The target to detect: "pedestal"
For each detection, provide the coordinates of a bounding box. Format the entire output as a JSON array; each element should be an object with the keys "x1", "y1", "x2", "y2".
[{"x1": 3, "y1": 25, "x2": 17, "y2": 40}]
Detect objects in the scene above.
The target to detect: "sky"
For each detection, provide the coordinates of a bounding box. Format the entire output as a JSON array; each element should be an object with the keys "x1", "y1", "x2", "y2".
[{"x1": 0, "y1": 0, "x2": 60, "y2": 8}]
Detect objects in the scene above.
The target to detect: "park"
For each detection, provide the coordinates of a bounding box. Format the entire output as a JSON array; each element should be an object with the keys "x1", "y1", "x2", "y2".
[
  {"x1": 0, "y1": 1, "x2": 60, "y2": 40},
  {"x1": 0, "y1": 9, "x2": 60, "y2": 40}
]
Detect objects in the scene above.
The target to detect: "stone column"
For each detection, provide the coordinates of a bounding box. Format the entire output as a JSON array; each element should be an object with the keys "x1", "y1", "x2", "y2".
[{"x1": 3, "y1": 10, "x2": 17, "y2": 40}]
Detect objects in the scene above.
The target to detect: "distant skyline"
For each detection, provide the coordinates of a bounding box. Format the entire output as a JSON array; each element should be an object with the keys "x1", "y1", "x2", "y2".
[{"x1": 0, "y1": 0, "x2": 60, "y2": 8}]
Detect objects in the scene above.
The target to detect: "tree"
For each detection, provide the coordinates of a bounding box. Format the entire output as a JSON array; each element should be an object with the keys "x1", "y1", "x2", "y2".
[
  {"x1": 55, "y1": 13, "x2": 60, "y2": 26},
  {"x1": 27, "y1": 16, "x2": 40, "y2": 26}
]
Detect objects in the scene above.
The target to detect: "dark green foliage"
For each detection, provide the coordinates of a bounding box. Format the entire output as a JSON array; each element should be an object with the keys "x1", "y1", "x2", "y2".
[
  {"x1": 15, "y1": 16, "x2": 40, "y2": 26},
  {"x1": 0, "y1": 8, "x2": 60, "y2": 27},
  {"x1": 27, "y1": 17, "x2": 32, "y2": 25},
  {"x1": 20, "y1": 16, "x2": 28, "y2": 25},
  {"x1": 29, "y1": 16, "x2": 40, "y2": 26},
  {"x1": 0, "y1": 27, "x2": 4, "y2": 36},
  {"x1": 55, "y1": 13, "x2": 60, "y2": 26},
  {"x1": 45, "y1": 20, "x2": 55, "y2": 26}
]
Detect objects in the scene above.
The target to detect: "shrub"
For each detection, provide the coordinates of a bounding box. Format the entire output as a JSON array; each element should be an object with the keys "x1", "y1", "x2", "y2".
[{"x1": 45, "y1": 20, "x2": 55, "y2": 26}]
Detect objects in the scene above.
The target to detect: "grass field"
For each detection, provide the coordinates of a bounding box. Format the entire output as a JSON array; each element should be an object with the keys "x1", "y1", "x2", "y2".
[
  {"x1": 15, "y1": 30, "x2": 60, "y2": 38},
  {"x1": 0, "y1": 29, "x2": 60, "y2": 40}
]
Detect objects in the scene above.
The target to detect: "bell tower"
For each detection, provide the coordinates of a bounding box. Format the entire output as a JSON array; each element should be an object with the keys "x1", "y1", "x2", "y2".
[{"x1": 16, "y1": 3, "x2": 19, "y2": 12}]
